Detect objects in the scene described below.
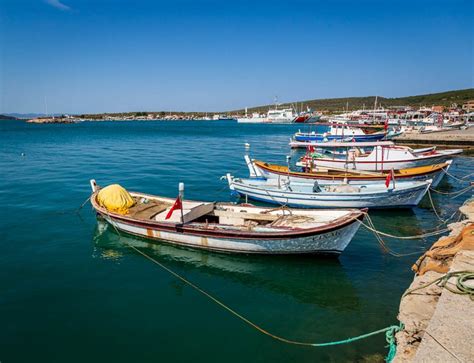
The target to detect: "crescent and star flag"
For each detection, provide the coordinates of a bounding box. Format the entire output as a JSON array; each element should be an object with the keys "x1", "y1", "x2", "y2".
[{"x1": 165, "y1": 196, "x2": 182, "y2": 220}]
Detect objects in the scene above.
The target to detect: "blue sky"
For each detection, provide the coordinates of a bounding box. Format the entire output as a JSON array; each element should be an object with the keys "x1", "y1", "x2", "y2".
[{"x1": 0, "y1": 0, "x2": 472, "y2": 114}]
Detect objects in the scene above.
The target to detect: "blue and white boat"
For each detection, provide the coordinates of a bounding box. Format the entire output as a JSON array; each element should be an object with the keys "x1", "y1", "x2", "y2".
[
  {"x1": 226, "y1": 174, "x2": 432, "y2": 209},
  {"x1": 293, "y1": 124, "x2": 399, "y2": 142}
]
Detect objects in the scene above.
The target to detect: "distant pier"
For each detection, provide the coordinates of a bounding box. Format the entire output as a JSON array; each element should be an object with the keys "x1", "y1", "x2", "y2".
[{"x1": 394, "y1": 128, "x2": 474, "y2": 151}]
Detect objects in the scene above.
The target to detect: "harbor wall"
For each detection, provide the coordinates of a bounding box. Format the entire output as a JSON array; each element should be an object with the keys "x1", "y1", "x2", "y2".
[
  {"x1": 394, "y1": 128, "x2": 474, "y2": 152},
  {"x1": 393, "y1": 198, "x2": 474, "y2": 362}
]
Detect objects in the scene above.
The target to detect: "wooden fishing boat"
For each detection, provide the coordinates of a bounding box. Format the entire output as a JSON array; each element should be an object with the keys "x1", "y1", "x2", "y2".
[
  {"x1": 89, "y1": 180, "x2": 365, "y2": 255},
  {"x1": 226, "y1": 174, "x2": 431, "y2": 209},
  {"x1": 296, "y1": 145, "x2": 462, "y2": 171},
  {"x1": 246, "y1": 156, "x2": 452, "y2": 187}
]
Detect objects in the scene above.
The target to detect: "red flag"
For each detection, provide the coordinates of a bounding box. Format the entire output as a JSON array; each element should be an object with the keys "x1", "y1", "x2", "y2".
[
  {"x1": 385, "y1": 169, "x2": 394, "y2": 188},
  {"x1": 165, "y1": 196, "x2": 182, "y2": 220},
  {"x1": 384, "y1": 119, "x2": 389, "y2": 131}
]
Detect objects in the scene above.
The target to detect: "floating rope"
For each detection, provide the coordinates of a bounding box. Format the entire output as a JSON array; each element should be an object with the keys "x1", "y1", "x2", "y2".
[
  {"x1": 360, "y1": 213, "x2": 450, "y2": 240},
  {"x1": 101, "y1": 210, "x2": 402, "y2": 361},
  {"x1": 359, "y1": 214, "x2": 426, "y2": 257},
  {"x1": 402, "y1": 271, "x2": 474, "y2": 301},
  {"x1": 443, "y1": 168, "x2": 474, "y2": 184},
  {"x1": 429, "y1": 184, "x2": 473, "y2": 198},
  {"x1": 427, "y1": 188, "x2": 451, "y2": 224}
]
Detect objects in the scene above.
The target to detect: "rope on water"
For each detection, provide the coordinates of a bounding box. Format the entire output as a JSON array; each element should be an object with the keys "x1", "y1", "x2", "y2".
[
  {"x1": 402, "y1": 271, "x2": 474, "y2": 301},
  {"x1": 102, "y1": 210, "x2": 402, "y2": 361},
  {"x1": 429, "y1": 184, "x2": 473, "y2": 198},
  {"x1": 55, "y1": 195, "x2": 92, "y2": 216},
  {"x1": 443, "y1": 168, "x2": 474, "y2": 184},
  {"x1": 427, "y1": 188, "x2": 450, "y2": 224},
  {"x1": 359, "y1": 214, "x2": 426, "y2": 257},
  {"x1": 359, "y1": 213, "x2": 450, "y2": 240}
]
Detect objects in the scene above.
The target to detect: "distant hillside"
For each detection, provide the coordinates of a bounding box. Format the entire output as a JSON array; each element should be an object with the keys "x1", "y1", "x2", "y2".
[
  {"x1": 0, "y1": 114, "x2": 17, "y2": 120},
  {"x1": 2, "y1": 113, "x2": 63, "y2": 119},
  {"x1": 231, "y1": 88, "x2": 474, "y2": 114}
]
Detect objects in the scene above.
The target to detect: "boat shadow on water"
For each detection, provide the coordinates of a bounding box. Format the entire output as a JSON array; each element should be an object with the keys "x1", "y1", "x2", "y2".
[{"x1": 91, "y1": 219, "x2": 361, "y2": 312}]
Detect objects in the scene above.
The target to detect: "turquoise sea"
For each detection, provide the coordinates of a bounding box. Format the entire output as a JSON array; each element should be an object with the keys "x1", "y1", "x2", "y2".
[{"x1": 1, "y1": 119, "x2": 472, "y2": 362}]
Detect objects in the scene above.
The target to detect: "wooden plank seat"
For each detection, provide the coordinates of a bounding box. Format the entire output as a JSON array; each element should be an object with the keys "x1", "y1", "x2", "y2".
[{"x1": 127, "y1": 199, "x2": 171, "y2": 220}]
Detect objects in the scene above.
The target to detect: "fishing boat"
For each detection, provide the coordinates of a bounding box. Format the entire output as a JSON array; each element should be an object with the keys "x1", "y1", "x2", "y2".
[
  {"x1": 226, "y1": 174, "x2": 432, "y2": 209},
  {"x1": 289, "y1": 139, "x2": 395, "y2": 149},
  {"x1": 89, "y1": 180, "x2": 365, "y2": 255},
  {"x1": 293, "y1": 124, "x2": 394, "y2": 142},
  {"x1": 296, "y1": 145, "x2": 462, "y2": 171},
  {"x1": 247, "y1": 156, "x2": 452, "y2": 187}
]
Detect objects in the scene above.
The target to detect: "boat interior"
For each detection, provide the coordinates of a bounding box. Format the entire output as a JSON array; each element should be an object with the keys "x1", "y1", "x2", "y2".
[
  {"x1": 254, "y1": 160, "x2": 448, "y2": 177},
  {"x1": 121, "y1": 193, "x2": 354, "y2": 231}
]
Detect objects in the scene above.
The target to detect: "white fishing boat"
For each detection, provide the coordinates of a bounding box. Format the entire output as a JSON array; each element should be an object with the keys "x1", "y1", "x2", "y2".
[
  {"x1": 226, "y1": 174, "x2": 432, "y2": 209},
  {"x1": 89, "y1": 180, "x2": 365, "y2": 255},
  {"x1": 296, "y1": 145, "x2": 462, "y2": 171}
]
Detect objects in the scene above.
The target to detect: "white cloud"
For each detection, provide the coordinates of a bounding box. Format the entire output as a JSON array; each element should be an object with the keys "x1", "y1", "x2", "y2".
[{"x1": 45, "y1": 0, "x2": 71, "y2": 11}]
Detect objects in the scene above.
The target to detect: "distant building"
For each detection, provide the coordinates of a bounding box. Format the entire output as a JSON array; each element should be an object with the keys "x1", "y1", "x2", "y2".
[
  {"x1": 462, "y1": 100, "x2": 474, "y2": 112},
  {"x1": 431, "y1": 105, "x2": 444, "y2": 113}
]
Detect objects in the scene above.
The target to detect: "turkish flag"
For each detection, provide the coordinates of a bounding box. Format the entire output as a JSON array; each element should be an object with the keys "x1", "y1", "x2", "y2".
[
  {"x1": 385, "y1": 169, "x2": 394, "y2": 188},
  {"x1": 165, "y1": 196, "x2": 182, "y2": 220}
]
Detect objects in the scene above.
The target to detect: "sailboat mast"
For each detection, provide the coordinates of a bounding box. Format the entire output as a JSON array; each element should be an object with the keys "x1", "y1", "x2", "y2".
[{"x1": 373, "y1": 96, "x2": 378, "y2": 123}]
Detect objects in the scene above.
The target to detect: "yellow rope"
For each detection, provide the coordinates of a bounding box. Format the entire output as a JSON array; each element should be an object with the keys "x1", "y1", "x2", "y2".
[{"x1": 102, "y1": 211, "x2": 397, "y2": 348}]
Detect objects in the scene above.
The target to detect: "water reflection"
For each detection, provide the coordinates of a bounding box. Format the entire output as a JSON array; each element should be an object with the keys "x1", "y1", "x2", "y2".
[{"x1": 92, "y1": 220, "x2": 360, "y2": 312}]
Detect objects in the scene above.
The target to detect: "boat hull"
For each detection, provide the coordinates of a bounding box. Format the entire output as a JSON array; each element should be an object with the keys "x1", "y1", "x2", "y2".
[
  {"x1": 228, "y1": 177, "x2": 430, "y2": 209},
  {"x1": 98, "y1": 212, "x2": 362, "y2": 255},
  {"x1": 294, "y1": 133, "x2": 387, "y2": 142}
]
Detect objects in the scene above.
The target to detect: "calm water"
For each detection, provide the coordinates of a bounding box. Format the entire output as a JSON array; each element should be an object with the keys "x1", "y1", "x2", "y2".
[{"x1": 1, "y1": 120, "x2": 472, "y2": 362}]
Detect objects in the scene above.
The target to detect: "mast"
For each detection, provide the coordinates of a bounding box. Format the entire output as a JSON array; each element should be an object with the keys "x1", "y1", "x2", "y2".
[{"x1": 373, "y1": 96, "x2": 378, "y2": 123}]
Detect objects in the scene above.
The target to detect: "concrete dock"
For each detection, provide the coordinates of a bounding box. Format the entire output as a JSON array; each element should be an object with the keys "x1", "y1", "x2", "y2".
[
  {"x1": 393, "y1": 199, "x2": 474, "y2": 363},
  {"x1": 394, "y1": 128, "x2": 474, "y2": 151}
]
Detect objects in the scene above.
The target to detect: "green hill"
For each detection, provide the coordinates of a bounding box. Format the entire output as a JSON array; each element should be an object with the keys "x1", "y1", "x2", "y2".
[{"x1": 231, "y1": 88, "x2": 474, "y2": 114}]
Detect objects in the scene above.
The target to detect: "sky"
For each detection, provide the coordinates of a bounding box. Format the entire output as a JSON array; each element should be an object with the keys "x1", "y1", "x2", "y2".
[{"x1": 0, "y1": 0, "x2": 473, "y2": 114}]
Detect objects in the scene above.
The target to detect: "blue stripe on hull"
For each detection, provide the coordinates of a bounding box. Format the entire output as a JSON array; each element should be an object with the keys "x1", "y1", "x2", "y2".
[{"x1": 295, "y1": 134, "x2": 386, "y2": 142}]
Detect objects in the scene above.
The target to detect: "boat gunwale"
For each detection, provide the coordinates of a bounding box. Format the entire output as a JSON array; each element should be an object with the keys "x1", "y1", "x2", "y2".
[
  {"x1": 253, "y1": 159, "x2": 450, "y2": 181},
  {"x1": 302, "y1": 149, "x2": 461, "y2": 165}
]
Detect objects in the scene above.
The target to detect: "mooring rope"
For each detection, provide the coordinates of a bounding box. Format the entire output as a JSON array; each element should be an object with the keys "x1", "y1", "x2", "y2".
[
  {"x1": 427, "y1": 188, "x2": 450, "y2": 224},
  {"x1": 443, "y1": 168, "x2": 474, "y2": 184},
  {"x1": 402, "y1": 271, "x2": 474, "y2": 301},
  {"x1": 359, "y1": 213, "x2": 450, "y2": 240},
  {"x1": 429, "y1": 184, "x2": 473, "y2": 198},
  {"x1": 101, "y1": 210, "x2": 401, "y2": 361},
  {"x1": 358, "y1": 214, "x2": 427, "y2": 257}
]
